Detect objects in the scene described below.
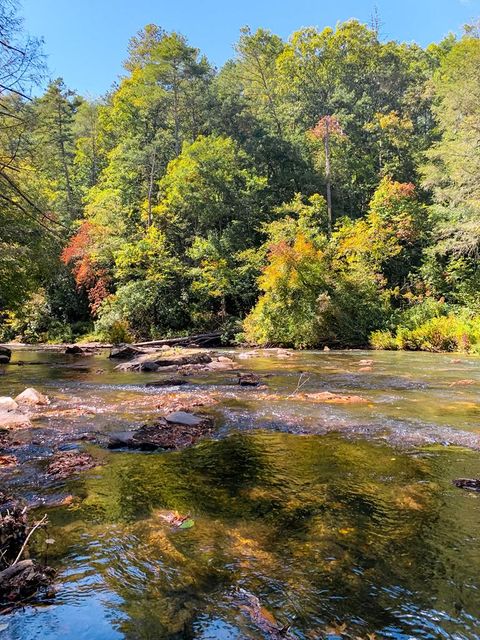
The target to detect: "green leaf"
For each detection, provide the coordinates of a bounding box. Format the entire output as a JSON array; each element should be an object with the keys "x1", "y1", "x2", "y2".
[{"x1": 179, "y1": 518, "x2": 195, "y2": 529}]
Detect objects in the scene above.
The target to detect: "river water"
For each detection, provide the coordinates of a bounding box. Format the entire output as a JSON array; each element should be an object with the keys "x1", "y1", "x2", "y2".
[{"x1": 1, "y1": 348, "x2": 480, "y2": 639}]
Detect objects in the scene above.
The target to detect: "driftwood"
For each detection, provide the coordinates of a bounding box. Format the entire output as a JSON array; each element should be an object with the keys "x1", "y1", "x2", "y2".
[
  {"x1": 133, "y1": 331, "x2": 222, "y2": 349},
  {"x1": 0, "y1": 506, "x2": 54, "y2": 609}
]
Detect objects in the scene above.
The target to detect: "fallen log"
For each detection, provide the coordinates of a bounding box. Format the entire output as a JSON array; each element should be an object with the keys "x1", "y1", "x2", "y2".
[{"x1": 133, "y1": 331, "x2": 222, "y2": 349}]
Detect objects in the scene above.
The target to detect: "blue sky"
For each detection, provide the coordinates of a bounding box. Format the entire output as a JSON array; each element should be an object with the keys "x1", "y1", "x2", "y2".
[{"x1": 22, "y1": 0, "x2": 480, "y2": 97}]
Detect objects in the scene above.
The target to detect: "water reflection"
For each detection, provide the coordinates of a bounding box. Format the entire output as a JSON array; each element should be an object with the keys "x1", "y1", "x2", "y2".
[
  {"x1": 5, "y1": 433, "x2": 479, "y2": 640},
  {"x1": 2, "y1": 348, "x2": 480, "y2": 639}
]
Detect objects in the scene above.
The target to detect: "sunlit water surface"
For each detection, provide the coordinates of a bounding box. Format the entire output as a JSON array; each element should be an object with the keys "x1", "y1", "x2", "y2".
[{"x1": 1, "y1": 348, "x2": 480, "y2": 639}]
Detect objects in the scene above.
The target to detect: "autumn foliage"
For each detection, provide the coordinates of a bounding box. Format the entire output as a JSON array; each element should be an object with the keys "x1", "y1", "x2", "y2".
[{"x1": 62, "y1": 222, "x2": 110, "y2": 314}]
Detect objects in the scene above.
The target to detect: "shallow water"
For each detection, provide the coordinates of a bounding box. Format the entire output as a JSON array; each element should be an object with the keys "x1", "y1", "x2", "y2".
[{"x1": 1, "y1": 348, "x2": 480, "y2": 639}]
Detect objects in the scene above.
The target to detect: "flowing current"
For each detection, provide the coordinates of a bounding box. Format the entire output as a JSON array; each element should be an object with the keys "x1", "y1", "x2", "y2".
[{"x1": 1, "y1": 347, "x2": 480, "y2": 639}]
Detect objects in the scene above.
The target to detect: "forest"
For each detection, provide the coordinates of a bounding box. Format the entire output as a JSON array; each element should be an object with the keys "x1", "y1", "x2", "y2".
[{"x1": 2, "y1": 2, "x2": 480, "y2": 351}]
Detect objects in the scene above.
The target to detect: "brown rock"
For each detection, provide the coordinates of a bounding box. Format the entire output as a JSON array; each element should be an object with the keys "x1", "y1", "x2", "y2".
[{"x1": 302, "y1": 391, "x2": 368, "y2": 404}]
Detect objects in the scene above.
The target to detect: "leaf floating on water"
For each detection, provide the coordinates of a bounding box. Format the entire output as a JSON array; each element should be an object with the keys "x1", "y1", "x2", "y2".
[
  {"x1": 157, "y1": 510, "x2": 194, "y2": 529},
  {"x1": 326, "y1": 622, "x2": 348, "y2": 637},
  {"x1": 339, "y1": 527, "x2": 354, "y2": 535}
]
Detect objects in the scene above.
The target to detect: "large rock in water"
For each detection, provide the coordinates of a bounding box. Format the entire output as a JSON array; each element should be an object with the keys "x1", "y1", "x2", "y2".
[
  {"x1": 108, "y1": 413, "x2": 213, "y2": 451},
  {"x1": 0, "y1": 346, "x2": 11, "y2": 364},
  {"x1": 15, "y1": 388, "x2": 50, "y2": 406},
  {"x1": 116, "y1": 350, "x2": 213, "y2": 372},
  {"x1": 65, "y1": 344, "x2": 84, "y2": 355},
  {"x1": 0, "y1": 396, "x2": 31, "y2": 430},
  {"x1": 0, "y1": 397, "x2": 18, "y2": 412},
  {"x1": 109, "y1": 345, "x2": 144, "y2": 360}
]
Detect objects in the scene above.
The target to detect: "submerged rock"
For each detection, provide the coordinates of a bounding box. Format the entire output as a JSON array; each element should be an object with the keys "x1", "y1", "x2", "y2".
[
  {"x1": 0, "y1": 346, "x2": 11, "y2": 364},
  {"x1": 301, "y1": 391, "x2": 368, "y2": 404},
  {"x1": 108, "y1": 413, "x2": 214, "y2": 451},
  {"x1": 234, "y1": 588, "x2": 291, "y2": 639},
  {"x1": 47, "y1": 451, "x2": 97, "y2": 479},
  {"x1": 15, "y1": 388, "x2": 49, "y2": 406},
  {"x1": 358, "y1": 359, "x2": 374, "y2": 367},
  {"x1": 450, "y1": 379, "x2": 475, "y2": 387},
  {"x1": 145, "y1": 378, "x2": 189, "y2": 388}
]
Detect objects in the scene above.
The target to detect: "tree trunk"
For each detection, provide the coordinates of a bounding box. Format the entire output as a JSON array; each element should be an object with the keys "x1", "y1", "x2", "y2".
[
  {"x1": 147, "y1": 148, "x2": 156, "y2": 227},
  {"x1": 324, "y1": 118, "x2": 332, "y2": 236}
]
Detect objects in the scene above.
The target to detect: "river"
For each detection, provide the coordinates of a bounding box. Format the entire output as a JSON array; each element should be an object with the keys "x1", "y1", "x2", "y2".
[{"x1": 1, "y1": 347, "x2": 480, "y2": 639}]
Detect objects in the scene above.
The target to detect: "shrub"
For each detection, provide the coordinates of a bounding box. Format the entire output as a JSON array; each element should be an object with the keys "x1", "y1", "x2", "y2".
[
  {"x1": 370, "y1": 330, "x2": 398, "y2": 350},
  {"x1": 370, "y1": 305, "x2": 480, "y2": 353}
]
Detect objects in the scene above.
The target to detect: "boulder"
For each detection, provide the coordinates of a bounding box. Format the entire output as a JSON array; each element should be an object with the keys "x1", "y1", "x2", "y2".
[
  {"x1": 117, "y1": 350, "x2": 213, "y2": 372},
  {"x1": 139, "y1": 361, "x2": 162, "y2": 372},
  {"x1": 165, "y1": 411, "x2": 206, "y2": 427},
  {"x1": 65, "y1": 345, "x2": 84, "y2": 355},
  {"x1": 0, "y1": 346, "x2": 11, "y2": 364},
  {"x1": 108, "y1": 413, "x2": 213, "y2": 451},
  {"x1": 155, "y1": 353, "x2": 213, "y2": 368},
  {"x1": 109, "y1": 345, "x2": 144, "y2": 360},
  {"x1": 15, "y1": 388, "x2": 49, "y2": 406},
  {"x1": 0, "y1": 397, "x2": 18, "y2": 412},
  {"x1": 0, "y1": 412, "x2": 31, "y2": 430}
]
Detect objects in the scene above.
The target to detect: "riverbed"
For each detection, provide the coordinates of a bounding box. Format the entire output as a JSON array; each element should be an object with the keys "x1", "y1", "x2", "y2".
[{"x1": 1, "y1": 348, "x2": 480, "y2": 639}]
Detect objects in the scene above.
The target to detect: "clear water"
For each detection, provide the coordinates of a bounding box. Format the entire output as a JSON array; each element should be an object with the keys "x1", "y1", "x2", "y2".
[{"x1": 1, "y1": 348, "x2": 480, "y2": 639}]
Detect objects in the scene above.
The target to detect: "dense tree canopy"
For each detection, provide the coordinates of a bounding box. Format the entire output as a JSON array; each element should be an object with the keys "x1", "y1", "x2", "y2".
[{"x1": 1, "y1": 5, "x2": 480, "y2": 352}]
